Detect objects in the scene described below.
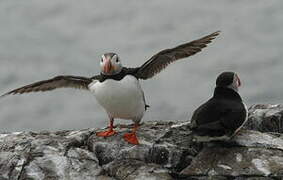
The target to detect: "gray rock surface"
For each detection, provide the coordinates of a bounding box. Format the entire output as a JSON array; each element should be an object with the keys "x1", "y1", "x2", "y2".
[
  {"x1": 181, "y1": 130, "x2": 283, "y2": 179},
  {"x1": 244, "y1": 104, "x2": 283, "y2": 133},
  {"x1": 0, "y1": 122, "x2": 199, "y2": 180},
  {"x1": 0, "y1": 104, "x2": 283, "y2": 180}
]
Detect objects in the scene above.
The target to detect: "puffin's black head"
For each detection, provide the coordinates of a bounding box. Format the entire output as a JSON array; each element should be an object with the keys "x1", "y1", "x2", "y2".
[
  {"x1": 216, "y1": 72, "x2": 241, "y2": 91},
  {"x1": 100, "y1": 52, "x2": 123, "y2": 75}
]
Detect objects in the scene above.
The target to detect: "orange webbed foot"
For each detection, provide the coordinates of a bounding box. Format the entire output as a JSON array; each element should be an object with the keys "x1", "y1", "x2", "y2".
[
  {"x1": 123, "y1": 132, "x2": 139, "y2": 145},
  {"x1": 96, "y1": 129, "x2": 117, "y2": 137}
]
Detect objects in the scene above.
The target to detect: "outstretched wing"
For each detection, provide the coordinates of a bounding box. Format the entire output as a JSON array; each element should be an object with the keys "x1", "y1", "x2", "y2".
[
  {"x1": 135, "y1": 31, "x2": 220, "y2": 80},
  {"x1": 1, "y1": 75, "x2": 100, "y2": 97}
]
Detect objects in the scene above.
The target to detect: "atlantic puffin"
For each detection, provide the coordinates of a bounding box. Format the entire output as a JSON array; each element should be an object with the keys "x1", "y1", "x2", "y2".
[
  {"x1": 190, "y1": 72, "x2": 248, "y2": 142},
  {"x1": 1, "y1": 31, "x2": 220, "y2": 145}
]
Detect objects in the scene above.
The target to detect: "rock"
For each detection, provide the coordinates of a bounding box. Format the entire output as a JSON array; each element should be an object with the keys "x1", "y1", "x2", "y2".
[
  {"x1": 0, "y1": 121, "x2": 199, "y2": 180},
  {"x1": 106, "y1": 159, "x2": 172, "y2": 180},
  {"x1": 88, "y1": 122, "x2": 201, "y2": 172},
  {"x1": 181, "y1": 146, "x2": 283, "y2": 178},
  {"x1": 1, "y1": 104, "x2": 283, "y2": 179},
  {"x1": 245, "y1": 104, "x2": 283, "y2": 133},
  {"x1": 0, "y1": 129, "x2": 102, "y2": 180},
  {"x1": 231, "y1": 129, "x2": 283, "y2": 150},
  {"x1": 180, "y1": 129, "x2": 283, "y2": 179}
]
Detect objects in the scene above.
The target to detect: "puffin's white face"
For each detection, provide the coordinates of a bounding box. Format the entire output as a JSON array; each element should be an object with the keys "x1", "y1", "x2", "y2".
[
  {"x1": 229, "y1": 73, "x2": 241, "y2": 92},
  {"x1": 100, "y1": 53, "x2": 123, "y2": 75}
]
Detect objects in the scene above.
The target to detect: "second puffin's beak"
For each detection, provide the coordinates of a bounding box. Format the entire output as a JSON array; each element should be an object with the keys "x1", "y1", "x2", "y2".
[
  {"x1": 104, "y1": 59, "x2": 112, "y2": 74},
  {"x1": 236, "y1": 75, "x2": 241, "y2": 87}
]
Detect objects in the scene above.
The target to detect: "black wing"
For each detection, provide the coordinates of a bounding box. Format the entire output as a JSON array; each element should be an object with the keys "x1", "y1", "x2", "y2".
[
  {"x1": 1, "y1": 75, "x2": 101, "y2": 97},
  {"x1": 191, "y1": 98, "x2": 246, "y2": 135},
  {"x1": 135, "y1": 31, "x2": 220, "y2": 80}
]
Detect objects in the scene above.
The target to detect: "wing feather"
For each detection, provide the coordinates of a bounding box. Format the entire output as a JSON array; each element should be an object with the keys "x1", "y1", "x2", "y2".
[
  {"x1": 136, "y1": 31, "x2": 220, "y2": 79},
  {"x1": 1, "y1": 75, "x2": 100, "y2": 97}
]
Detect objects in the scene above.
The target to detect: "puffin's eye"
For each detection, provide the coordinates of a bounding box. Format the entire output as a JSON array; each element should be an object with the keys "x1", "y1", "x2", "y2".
[
  {"x1": 101, "y1": 58, "x2": 103, "y2": 62},
  {"x1": 116, "y1": 58, "x2": 119, "y2": 63}
]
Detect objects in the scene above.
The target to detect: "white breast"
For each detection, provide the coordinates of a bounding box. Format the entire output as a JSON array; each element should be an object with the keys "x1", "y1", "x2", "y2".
[{"x1": 89, "y1": 75, "x2": 146, "y2": 121}]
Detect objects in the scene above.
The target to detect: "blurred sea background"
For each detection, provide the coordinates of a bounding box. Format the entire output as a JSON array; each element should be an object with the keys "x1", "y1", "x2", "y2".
[{"x1": 0, "y1": 0, "x2": 282, "y2": 132}]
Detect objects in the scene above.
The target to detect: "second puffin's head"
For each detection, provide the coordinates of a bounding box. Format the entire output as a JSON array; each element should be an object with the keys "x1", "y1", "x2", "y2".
[
  {"x1": 100, "y1": 53, "x2": 122, "y2": 75},
  {"x1": 216, "y1": 72, "x2": 241, "y2": 92}
]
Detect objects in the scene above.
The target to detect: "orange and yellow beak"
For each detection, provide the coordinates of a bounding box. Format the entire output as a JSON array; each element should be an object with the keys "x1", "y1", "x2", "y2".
[
  {"x1": 236, "y1": 74, "x2": 241, "y2": 87},
  {"x1": 103, "y1": 58, "x2": 112, "y2": 74}
]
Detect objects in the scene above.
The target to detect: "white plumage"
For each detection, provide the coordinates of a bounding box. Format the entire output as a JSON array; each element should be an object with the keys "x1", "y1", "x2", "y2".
[{"x1": 89, "y1": 75, "x2": 145, "y2": 122}]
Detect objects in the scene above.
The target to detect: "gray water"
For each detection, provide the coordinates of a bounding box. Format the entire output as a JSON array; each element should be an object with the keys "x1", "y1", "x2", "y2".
[{"x1": 0, "y1": 0, "x2": 282, "y2": 132}]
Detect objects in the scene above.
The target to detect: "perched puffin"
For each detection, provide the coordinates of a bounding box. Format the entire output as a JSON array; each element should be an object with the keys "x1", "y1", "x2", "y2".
[
  {"x1": 1, "y1": 31, "x2": 220, "y2": 145},
  {"x1": 190, "y1": 72, "x2": 248, "y2": 142}
]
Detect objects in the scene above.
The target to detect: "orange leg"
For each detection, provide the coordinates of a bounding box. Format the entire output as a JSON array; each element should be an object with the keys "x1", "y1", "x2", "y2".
[
  {"x1": 96, "y1": 118, "x2": 117, "y2": 137},
  {"x1": 123, "y1": 123, "x2": 139, "y2": 145}
]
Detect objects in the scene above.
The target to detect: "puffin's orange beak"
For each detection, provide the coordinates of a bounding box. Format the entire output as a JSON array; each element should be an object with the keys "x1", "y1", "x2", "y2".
[
  {"x1": 236, "y1": 75, "x2": 241, "y2": 87},
  {"x1": 104, "y1": 59, "x2": 112, "y2": 74}
]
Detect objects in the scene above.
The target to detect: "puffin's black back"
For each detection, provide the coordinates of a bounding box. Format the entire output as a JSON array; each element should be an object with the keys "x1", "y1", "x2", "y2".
[{"x1": 191, "y1": 87, "x2": 246, "y2": 137}]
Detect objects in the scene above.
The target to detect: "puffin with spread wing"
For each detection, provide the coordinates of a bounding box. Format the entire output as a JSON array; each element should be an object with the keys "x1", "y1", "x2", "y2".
[{"x1": 1, "y1": 31, "x2": 220, "y2": 144}]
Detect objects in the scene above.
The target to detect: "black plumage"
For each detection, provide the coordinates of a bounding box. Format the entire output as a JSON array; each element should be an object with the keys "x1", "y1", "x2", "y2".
[
  {"x1": 190, "y1": 72, "x2": 247, "y2": 141},
  {"x1": 0, "y1": 75, "x2": 98, "y2": 97},
  {"x1": 135, "y1": 31, "x2": 220, "y2": 80}
]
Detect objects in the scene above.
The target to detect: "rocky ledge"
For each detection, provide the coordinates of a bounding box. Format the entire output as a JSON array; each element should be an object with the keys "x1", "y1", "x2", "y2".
[{"x1": 0, "y1": 104, "x2": 283, "y2": 180}]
